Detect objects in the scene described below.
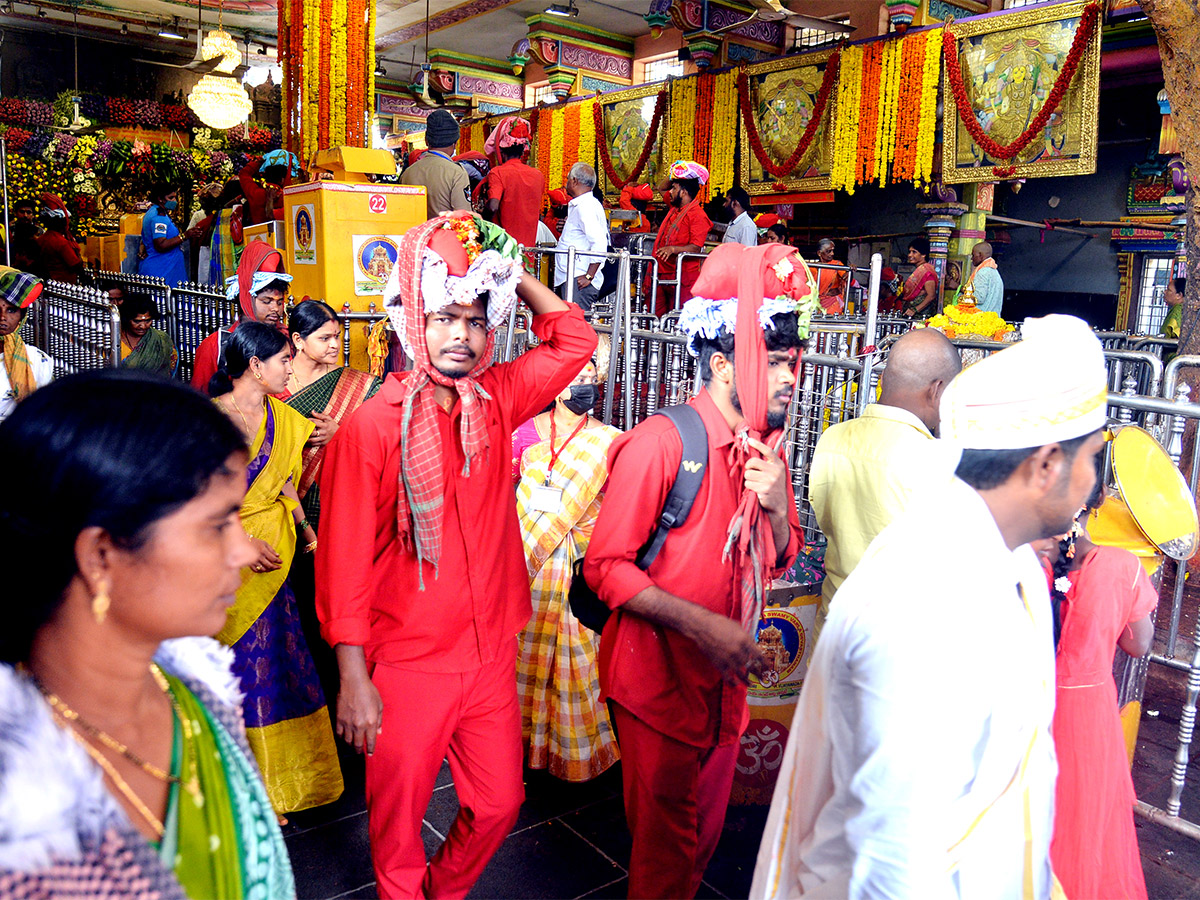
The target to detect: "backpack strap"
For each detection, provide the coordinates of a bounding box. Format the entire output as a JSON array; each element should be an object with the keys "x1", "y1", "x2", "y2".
[{"x1": 635, "y1": 404, "x2": 708, "y2": 570}]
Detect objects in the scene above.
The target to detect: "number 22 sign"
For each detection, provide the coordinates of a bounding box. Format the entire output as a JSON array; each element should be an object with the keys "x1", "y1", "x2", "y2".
[{"x1": 368, "y1": 194, "x2": 387, "y2": 214}]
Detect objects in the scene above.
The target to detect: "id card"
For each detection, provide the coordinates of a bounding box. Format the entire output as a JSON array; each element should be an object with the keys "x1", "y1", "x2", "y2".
[{"x1": 528, "y1": 484, "x2": 563, "y2": 513}]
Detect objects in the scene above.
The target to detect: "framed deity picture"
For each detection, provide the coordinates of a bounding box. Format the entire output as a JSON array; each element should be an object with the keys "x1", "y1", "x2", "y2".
[
  {"x1": 940, "y1": 0, "x2": 1101, "y2": 184},
  {"x1": 737, "y1": 48, "x2": 836, "y2": 196},
  {"x1": 595, "y1": 82, "x2": 669, "y2": 200}
]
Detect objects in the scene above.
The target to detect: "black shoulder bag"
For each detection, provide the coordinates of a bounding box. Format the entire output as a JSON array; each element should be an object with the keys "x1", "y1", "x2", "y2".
[{"x1": 567, "y1": 404, "x2": 708, "y2": 633}]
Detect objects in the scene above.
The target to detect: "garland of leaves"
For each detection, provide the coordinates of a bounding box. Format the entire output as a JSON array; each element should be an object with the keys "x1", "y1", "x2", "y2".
[
  {"x1": 594, "y1": 86, "x2": 668, "y2": 190},
  {"x1": 942, "y1": 2, "x2": 1098, "y2": 167},
  {"x1": 737, "y1": 50, "x2": 840, "y2": 181}
]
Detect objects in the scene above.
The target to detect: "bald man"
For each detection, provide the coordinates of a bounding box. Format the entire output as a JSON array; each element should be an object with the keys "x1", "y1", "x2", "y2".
[
  {"x1": 967, "y1": 241, "x2": 1004, "y2": 316},
  {"x1": 808, "y1": 328, "x2": 964, "y2": 641}
]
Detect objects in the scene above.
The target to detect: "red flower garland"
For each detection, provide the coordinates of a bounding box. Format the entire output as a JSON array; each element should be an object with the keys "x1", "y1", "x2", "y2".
[
  {"x1": 738, "y1": 50, "x2": 839, "y2": 180},
  {"x1": 943, "y1": 2, "x2": 1099, "y2": 164},
  {"x1": 594, "y1": 86, "x2": 668, "y2": 190}
]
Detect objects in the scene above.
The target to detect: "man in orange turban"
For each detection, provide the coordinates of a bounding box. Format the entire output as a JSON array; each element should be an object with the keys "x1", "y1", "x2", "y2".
[{"x1": 651, "y1": 160, "x2": 713, "y2": 315}]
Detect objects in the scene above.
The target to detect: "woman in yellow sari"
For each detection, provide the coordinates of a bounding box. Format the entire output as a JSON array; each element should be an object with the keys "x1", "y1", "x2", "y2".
[
  {"x1": 513, "y1": 350, "x2": 621, "y2": 782},
  {"x1": 210, "y1": 321, "x2": 343, "y2": 814}
]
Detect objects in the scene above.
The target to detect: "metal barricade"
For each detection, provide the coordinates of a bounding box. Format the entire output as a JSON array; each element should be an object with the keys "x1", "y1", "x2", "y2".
[
  {"x1": 33, "y1": 280, "x2": 120, "y2": 376},
  {"x1": 336, "y1": 302, "x2": 389, "y2": 368},
  {"x1": 1131, "y1": 335, "x2": 1179, "y2": 361},
  {"x1": 1094, "y1": 330, "x2": 1129, "y2": 350},
  {"x1": 170, "y1": 281, "x2": 237, "y2": 384}
]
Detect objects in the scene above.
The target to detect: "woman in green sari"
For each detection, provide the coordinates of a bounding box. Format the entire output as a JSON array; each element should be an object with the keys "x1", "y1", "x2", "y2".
[
  {"x1": 0, "y1": 370, "x2": 294, "y2": 899},
  {"x1": 283, "y1": 299, "x2": 381, "y2": 531},
  {"x1": 119, "y1": 293, "x2": 178, "y2": 378}
]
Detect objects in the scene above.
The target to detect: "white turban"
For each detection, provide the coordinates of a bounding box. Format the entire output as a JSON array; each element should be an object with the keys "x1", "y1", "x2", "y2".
[{"x1": 939, "y1": 314, "x2": 1107, "y2": 450}]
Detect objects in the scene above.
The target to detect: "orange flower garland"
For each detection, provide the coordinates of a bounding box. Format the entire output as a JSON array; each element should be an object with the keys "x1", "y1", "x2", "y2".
[{"x1": 561, "y1": 102, "x2": 581, "y2": 186}]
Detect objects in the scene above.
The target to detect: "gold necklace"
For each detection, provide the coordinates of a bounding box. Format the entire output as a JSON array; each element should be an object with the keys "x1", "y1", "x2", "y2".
[
  {"x1": 35, "y1": 665, "x2": 202, "y2": 807},
  {"x1": 223, "y1": 394, "x2": 262, "y2": 437},
  {"x1": 63, "y1": 726, "x2": 165, "y2": 838}
]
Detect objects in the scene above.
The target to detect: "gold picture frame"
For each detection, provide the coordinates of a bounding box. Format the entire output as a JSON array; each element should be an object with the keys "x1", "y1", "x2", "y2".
[
  {"x1": 595, "y1": 82, "x2": 671, "y2": 201},
  {"x1": 940, "y1": 0, "x2": 1101, "y2": 184},
  {"x1": 737, "y1": 48, "x2": 836, "y2": 195}
]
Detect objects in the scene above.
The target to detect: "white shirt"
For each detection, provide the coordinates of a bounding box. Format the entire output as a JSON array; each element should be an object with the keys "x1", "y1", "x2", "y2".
[
  {"x1": 554, "y1": 192, "x2": 608, "y2": 290},
  {"x1": 751, "y1": 478, "x2": 1057, "y2": 900},
  {"x1": 723, "y1": 210, "x2": 758, "y2": 247},
  {"x1": 0, "y1": 343, "x2": 53, "y2": 420}
]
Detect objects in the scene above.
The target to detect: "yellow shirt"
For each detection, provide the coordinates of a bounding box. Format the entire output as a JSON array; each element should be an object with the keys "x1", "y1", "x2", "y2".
[{"x1": 809, "y1": 403, "x2": 960, "y2": 639}]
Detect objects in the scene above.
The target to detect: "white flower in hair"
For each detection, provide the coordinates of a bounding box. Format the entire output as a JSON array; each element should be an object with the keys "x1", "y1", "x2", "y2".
[
  {"x1": 678, "y1": 296, "x2": 738, "y2": 357},
  {"x1": 1054, "y1": 576, "x2": 1072, "y2": 593}
]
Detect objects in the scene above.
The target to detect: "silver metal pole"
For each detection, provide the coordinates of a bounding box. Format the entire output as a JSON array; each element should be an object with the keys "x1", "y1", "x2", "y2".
[{"x1": 858, "y1": 252, "x2": 883, "y2": 415}]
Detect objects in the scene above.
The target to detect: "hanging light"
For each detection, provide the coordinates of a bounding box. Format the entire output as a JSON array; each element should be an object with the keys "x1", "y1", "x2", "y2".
[{"x1": 187, "y1": 1, "x2": 252, "y2": 129}]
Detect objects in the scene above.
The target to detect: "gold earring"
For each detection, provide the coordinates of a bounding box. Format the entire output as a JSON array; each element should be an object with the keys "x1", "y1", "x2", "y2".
[
  {"x1": 254, "y1": 370, "x2": 263, "y2": 381},
  {"x1": 92, "y1": 588, "x2": 110, "y2": 623}
]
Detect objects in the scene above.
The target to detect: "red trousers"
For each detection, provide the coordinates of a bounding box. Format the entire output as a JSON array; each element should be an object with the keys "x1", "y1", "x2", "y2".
[
  {"x1": 612, "y1": 704, "x2": 739, "y2": 900},
  {"x1": 366, "y1": 644, "x2": 524, "y2": 899}
]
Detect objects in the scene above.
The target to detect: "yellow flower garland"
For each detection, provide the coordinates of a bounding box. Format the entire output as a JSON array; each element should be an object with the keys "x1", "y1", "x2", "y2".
[
  {"x1": 331, "y1": 0, "x2": 347, "y2": 147},
  {"x1": 578, "y1": 98, "x2": 597, "y2": 172},
  {"x1": 914, "y1": 27, "x2": 942, "y2": 187},
  {"x1": 709, "y1": 70, "x2": 737, "y2": 196},
  {"x1": 548, "y1": 106, "x2": 565, "y2": 190},
  {"x1": 666, "y1": 77, "x2": 695, "y2": 168},
  {"x1": 830, "y1": 45, "x2": 862, "y2": 194}
]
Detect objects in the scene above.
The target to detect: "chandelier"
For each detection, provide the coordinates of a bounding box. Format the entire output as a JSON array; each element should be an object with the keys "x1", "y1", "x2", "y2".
[{"x1": 186, "y1": 1, "x2": 252, "y2": 130}]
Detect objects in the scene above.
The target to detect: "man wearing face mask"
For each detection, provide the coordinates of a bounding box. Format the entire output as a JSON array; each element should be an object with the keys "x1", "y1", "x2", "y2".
[{"x1": 511, "y1": 340, "x2": 621, "y2": 783}]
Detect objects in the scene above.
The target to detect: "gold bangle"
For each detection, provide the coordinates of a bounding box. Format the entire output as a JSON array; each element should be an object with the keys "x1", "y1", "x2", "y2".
[{"x1": 304, "y1": 540, "x2": 318, "y2": 554}]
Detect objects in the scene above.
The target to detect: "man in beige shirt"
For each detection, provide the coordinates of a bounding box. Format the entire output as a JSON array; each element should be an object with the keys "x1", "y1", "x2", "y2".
[
  {"x1": 809, "y1": 328, "x2": 962, "y2": 641},
  {"x1": 402, "y1": 109, "x2": 472, "y2": 219}
]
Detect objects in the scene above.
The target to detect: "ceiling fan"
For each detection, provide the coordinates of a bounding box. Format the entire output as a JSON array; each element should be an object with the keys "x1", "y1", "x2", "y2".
[
  {"x1": 132, "y1": 0, "x2": 239, "y2": 74},
  {"x1": 723, "y1": 0, "x2": 858, "y2": 35},
  {"x1": 47, "y1": 2, "x2": 101, "y2": 134}
]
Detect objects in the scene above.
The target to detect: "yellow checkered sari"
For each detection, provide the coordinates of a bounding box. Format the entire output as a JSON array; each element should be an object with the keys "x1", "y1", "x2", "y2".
[{"x1": 515, "y1": 422, "x2": 621, "y2": 782}]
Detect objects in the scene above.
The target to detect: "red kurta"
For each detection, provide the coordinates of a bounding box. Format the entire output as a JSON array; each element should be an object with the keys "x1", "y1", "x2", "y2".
[
  {"x1": 488, "y1": 159, "x2": 546, "y2": 248},
  {"x1": 315, "y1": 306, "x2": 597, "y2": 671},
  {"x1": 1051, "y1": 545, "x2": 1156, "y2": 900},
  {"x1": 652, "y1": 200, "x2": 711, "y2": 315},
  {"x1": 583, "y1": 388, "x2": 802, "y2": 749},
  {"x1": 35, "y1": 230, "x2": 82, "y2": 284}
]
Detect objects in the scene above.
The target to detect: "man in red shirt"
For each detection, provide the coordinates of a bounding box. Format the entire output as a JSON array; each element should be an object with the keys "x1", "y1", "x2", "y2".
[
  {"x1": 652, "y1": 159, "x2": 713, "y2": 315},
  {"x1": 317, "y1": 212, "x2": 596, "y2": 899},
  {"x1": 33, "y1": 194, "x2": 83, "y2": 285},
  {"x1": 485, "y1": 116, "x2": 544, "y2": 251},
  {"x1": 190, "y1": 240, "x2": 293, "y2": 392},
  {"x1": 238, "y1": 150, "x2": 301, "y2": 226},
  {"x1": 585, "y1": 243, "x2": 810, "y2": 899}
]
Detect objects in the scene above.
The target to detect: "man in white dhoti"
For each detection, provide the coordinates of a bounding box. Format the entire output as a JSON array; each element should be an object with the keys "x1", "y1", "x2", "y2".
[{"x1": 751, "y1": 314, "x2": 1108, "y2": 900}]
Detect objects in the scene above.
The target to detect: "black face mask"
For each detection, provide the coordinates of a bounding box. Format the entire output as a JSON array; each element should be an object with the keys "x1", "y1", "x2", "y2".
[{"x1": 562, "y1": 384, "x2": 597, "y2": 415}]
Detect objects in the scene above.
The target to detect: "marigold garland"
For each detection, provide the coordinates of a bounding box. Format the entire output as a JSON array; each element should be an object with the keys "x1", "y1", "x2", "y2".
[
  {"x1": 548, "y1": 107, "x2": 565, "y2": 190},
  {"x1": 577, "y1": 98, "x2": 597, "y2": 173},
  {"x1": 943, "y1": 2, "x2": 1099, "y2": 166},
  {"x1": 737, "y1": 52, "x2": 839, "y2": 184},
  {"x1": 708, "y1": 71, "x2": 738, "y2": 196},
  {"x1": 594, "y1": 86, "x2": 667, "y2": 190},
  {"x1": 560, "y1": 103, "x2": 581, "y2": 186},
  {"x1": 830, "y1": 44, "x2": 861, "y2": 193},
  {"x1": 914, "y1": 28, "x2": 941, "y2": 186}
]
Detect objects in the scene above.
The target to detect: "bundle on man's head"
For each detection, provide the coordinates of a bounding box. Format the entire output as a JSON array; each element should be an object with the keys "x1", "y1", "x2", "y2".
[
  {"x1": 485, "y1": 115, "x2": 531, "y2": 157},
  {"x1": 678, "y1": 242, "x2": 817, "y2": 436}
]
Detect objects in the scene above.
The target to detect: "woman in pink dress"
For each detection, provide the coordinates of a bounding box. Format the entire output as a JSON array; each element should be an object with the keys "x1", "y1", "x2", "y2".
[
  {"x1": 899, "y1": 238, "x2": 939, "y2": 318},
  {"x1": 1034, "y1": 480, "x2": 1156, "y2": 900}
]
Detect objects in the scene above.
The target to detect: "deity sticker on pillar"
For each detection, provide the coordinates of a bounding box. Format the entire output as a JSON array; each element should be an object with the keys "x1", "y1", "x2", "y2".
[
  {"x1": 292, "y1": 205, "x2": 316, "y2": 266},
  {"x1": 352, "y1": 235, "x2": 402, "y2": 296}
]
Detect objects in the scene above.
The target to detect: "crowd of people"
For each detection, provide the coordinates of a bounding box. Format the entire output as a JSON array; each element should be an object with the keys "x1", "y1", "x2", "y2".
[{"x1": 0, "y1": 113, "x2": 1173, "y2": 900}]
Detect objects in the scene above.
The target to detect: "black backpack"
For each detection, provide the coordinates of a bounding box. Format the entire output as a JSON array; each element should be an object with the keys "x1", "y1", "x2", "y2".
[{"x1": 568, "y1": 404, "x2": 708, "y2": 633}]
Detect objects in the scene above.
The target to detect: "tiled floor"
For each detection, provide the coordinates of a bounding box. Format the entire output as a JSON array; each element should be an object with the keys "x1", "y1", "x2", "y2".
[
  {"x1": 283, "y1": 743, "x2": 767, "y2": 900},
  {"x1": 287, "y1": 622, "x2": 1200, "y2": 900}
]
